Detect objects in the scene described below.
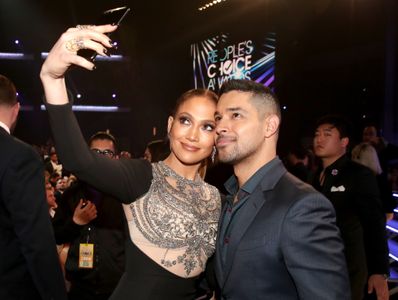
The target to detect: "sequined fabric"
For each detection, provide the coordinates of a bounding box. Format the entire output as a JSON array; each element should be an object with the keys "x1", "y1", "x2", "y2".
[{"x1": 130, "y1": 161, "x2": 221, "y2": 276}]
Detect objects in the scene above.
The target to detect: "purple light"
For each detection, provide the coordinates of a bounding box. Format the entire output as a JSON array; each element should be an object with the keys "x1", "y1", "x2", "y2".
[
  {"x1": 264, "y1": 75, "x2": 274, "y2": 87},
  {"x1": 14, "y1": 40, "x2": 19, "y2": 45},
  {"x1": 76, "y1": 94, "x2": 82, "y2": 99},
  {"x1": 112, "y1": 93, "x2": 117, "y2": 99},
  {"x1": 16, "y1": 92, "x2": 19, "y2": 96},
  {"x1": 282, "y1": 105, "x2": 287, "y2": 110}
]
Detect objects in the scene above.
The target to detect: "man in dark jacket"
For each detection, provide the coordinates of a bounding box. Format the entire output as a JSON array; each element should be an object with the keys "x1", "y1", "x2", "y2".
[
  {"x1": 0, "y1": 74, "x2": 67, "y2": 300},
  {"x1": 52, "y1": 131, "x2": 125, "y2": 300},
  {"x1": 312, "y1": 115, "x2": 389, "y2": 300}
]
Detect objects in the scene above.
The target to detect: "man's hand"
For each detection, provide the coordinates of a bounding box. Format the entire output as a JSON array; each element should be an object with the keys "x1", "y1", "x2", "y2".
[
  {"x1": 72, "y1": 199, "x2": 97, "y2": 225},
  {"x1": 368, "y1": 274, "x2": 389, "y2": 300}
]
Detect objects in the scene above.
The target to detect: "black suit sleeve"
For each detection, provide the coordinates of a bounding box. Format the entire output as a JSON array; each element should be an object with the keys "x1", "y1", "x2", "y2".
[
  {"x1": 52, "y1": 187, "x2": 84, "y2": 245},
  {"x1": 2, "y1": 145, "x2": 67, "y2": 300},
  {"x1": 45, "y1": 102, "x2": 152, "y2": 203},
  {"x1": 353, "y1": 167, "x2": 389, "y2": 275}
]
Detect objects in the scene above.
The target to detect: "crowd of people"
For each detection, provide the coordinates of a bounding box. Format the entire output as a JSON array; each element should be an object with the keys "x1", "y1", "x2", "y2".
[{"x1": 1, "y1": 23, "x2": 398, "y2": 300}]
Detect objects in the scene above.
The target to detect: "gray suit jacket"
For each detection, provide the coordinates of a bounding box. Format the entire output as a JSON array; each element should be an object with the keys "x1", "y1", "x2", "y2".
[{"x1": 215, "y1": 160, "x2": 350, "y2": 300}]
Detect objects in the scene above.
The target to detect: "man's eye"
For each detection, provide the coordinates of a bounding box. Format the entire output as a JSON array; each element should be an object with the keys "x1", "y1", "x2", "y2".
[{"x1": 232, "y1": 113, "x2": 241, "y2": 119}]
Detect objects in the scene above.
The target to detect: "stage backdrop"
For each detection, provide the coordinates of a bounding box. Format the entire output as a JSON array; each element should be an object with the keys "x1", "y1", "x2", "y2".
[{"x1": 191, "y1": 32, "x2": 276, "y2": 92}]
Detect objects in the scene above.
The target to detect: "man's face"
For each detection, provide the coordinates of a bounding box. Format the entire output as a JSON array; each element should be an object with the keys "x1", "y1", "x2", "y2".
[
  {"x1": 50, "y1": 152, "x2": 58, "y2": 163},
  {"x1": 313, "y1": 123, "x2": 347, "y2": 160},
  {"x1": 55, "y1": 177, "x2": 67, "y2": 191},
  {"x1": 46, "y1": 183, "x2": 57, "y2": 208},
  {"x1": 90, "y1": 139, "x2": 116, "y2": 159},
  {"x1": 215, "y1": 91, "x2": 266, "y2": 165},
  {"x1": 362, "y1": 126, "x2": 378, "y2": 145}
]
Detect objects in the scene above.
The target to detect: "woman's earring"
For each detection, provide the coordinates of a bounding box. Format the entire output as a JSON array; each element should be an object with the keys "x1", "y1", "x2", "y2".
[{"x1": 211, "y1": 146, "x2": 217, "y2": 163}]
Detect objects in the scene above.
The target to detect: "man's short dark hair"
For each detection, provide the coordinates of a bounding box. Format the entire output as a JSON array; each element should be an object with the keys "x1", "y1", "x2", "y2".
[
  {"x1": 88, "y1": 131, "x2": 117, "y2": 150},
  {"x1": 219, "y1": 79, "x2": 281, "y2": 120},
  {"x1": 315, "y1": 115, "x2": 352, "y2": 139},
  {"x1": 0, "y1": 74, "x2": 17, "y2": 106}
]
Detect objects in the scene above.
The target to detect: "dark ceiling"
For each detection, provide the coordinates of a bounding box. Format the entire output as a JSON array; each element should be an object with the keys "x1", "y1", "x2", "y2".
[{"x1": 0, "y1": 0, "x2": 396, "y2": 154}]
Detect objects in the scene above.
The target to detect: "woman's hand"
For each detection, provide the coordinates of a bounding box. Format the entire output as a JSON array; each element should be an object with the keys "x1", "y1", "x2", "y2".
[{"x1": 40, "y1": 24, "x2": 117, "y2": 104}]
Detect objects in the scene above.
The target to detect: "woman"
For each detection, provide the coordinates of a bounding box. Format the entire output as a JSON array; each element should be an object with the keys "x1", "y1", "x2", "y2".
[{"x1": 40, "y1": 24, "x2": 221, "y2": 299}]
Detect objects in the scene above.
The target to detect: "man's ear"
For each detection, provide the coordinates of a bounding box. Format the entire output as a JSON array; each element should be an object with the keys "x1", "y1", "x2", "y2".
[
  {"x1": 264, "y1": 114, "x2": 280, "y2": 138},
  {"x1": 341, "y1": 137, "x2": 349, "y2": 148},
  {"x1": 167, "y1": 116, "x2": 174, "y2": 135},
  {"x1": 11, "y1": 102, "x2": 20, "y2": 121}
]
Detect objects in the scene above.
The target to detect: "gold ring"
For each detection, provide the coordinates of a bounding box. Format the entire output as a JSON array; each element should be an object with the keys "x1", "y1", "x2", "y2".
[{"x1": 65, "y1": 38, "x2": 85, "y2": 52}]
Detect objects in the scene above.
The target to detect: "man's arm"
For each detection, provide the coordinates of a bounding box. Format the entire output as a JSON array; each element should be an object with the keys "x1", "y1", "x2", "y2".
[
  {"x1": 281, "y1": 193, "x2": 350, "y2": 300},
  {"x1": 3, "y1": 146, "x2": 67, "y2": 300}
]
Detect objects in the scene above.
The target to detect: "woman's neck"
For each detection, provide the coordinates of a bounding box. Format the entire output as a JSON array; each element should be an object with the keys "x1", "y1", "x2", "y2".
[{"x1": 163, "y1": 155, "x2": 200, "y2": 181}]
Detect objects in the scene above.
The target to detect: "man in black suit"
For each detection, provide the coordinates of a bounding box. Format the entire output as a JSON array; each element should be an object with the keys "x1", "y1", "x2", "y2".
[
  {"x1": 0, "y1": 74, "x2": 67, "y2": 299},
  {"x1": 312, "y1": 115, "x2": 389, "y2": 300},
  {"x1": 214, "y1": 79, "x2": 349, "y2": 299}
]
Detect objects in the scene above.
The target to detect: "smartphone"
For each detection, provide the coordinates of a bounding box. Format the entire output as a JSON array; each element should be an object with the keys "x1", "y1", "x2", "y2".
[{"x1": 78, "y1": 6, "x2": 131, "y2": 62}]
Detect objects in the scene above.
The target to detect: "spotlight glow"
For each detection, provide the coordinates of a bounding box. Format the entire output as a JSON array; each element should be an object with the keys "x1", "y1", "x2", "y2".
[
  {"x1": 76, "y1": 94, "x2": 82, "y2": 99},
  {"x1": 14, "y1": 40, "x2": 19, "y2": 45},
  {"x1": 198, "y1": 0, "x2": 227, "y2": 11}
]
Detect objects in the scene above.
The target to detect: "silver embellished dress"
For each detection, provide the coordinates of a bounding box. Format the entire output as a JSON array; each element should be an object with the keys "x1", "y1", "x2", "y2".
[{"x1": 112, "y1": 161, "x2": 221, "y2": 300}]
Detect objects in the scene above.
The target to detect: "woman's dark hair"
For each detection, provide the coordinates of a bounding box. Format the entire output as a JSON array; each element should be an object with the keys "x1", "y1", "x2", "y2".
[
  {"x1": 146, "y1": 139, "x2": 170, "y2": 163},
  {"x1": 171, "y1": 89, "x2": 218, "y2": 117}
]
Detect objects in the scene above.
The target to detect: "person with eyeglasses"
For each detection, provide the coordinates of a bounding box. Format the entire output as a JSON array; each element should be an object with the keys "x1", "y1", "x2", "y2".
[{"x1": 51, "y1": 131, "x2": 126, "y2": 300}]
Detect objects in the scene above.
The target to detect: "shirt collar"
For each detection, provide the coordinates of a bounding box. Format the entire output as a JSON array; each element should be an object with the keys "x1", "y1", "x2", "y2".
[
  {"x1": 224, "y1": 156, "x2": 280, "y2": 197},
  {"x1": 0, "y1": 121, "x2": 10, "y2": 134}
]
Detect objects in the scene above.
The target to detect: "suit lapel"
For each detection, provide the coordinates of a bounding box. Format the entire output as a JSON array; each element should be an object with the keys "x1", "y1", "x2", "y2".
[
  {"x1": 220, "y1": 160, "x2": 287, "y2": 288},
  {"x1": 215, "y1": 203, "x2": 228, "y2": 285}
]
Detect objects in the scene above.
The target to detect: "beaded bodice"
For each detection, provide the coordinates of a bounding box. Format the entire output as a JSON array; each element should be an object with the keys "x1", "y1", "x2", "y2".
[{"x1": 128, "y1": 161, "x2": 221, "y2": 277}]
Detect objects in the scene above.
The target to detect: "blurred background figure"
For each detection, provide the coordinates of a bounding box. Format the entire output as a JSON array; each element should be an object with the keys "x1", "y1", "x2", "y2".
[
  {"x1": 284, "y1": 146, "x2": 313, "y2": 183},
  {"x1": 52, "y1": 131, "x2": 125, "y2": 300},
  {"x1": 352, "y1": 142, "x2": 396, "y2": 220},
  {"x1": 143, "y1": 139, "x2": 170, "y2": 163},
  {"x1": 46, "y1": 146, "x2": 63, "y2": 176}
]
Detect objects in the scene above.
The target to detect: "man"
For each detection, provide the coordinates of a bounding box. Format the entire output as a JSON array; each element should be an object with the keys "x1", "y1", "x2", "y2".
[
  {"x1": 0, "y1": 74, "x2": 67, "y2": 299},
  {"x1": 46, "y1": 146, "x2": 63, "y2": 177},
  {"x1": 214, "y1": 79, "x2": 349, "y2": 300},
  {"x1": 312, "y1": 115, "x2": 389, "y2": 300},
  {"x1": 52, "y1": 131, "x2": 125, "y2": 300}
]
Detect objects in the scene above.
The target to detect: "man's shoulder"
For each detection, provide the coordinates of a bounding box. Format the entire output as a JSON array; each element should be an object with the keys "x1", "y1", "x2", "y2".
[
  {"x1": 0, "y1": 134, "x2": 39, "y2": 161},
  {"x1": 341, "y1": 159, "x2": 374, "y2": 177},
  {"x1": 273, "y1": 171, "x2": 330, "y2": 205}
]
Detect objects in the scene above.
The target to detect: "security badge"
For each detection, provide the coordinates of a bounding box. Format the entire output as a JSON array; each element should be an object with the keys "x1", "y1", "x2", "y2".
[{"x1": 79, "y1": 243, "x2": 94, "y2": 269}]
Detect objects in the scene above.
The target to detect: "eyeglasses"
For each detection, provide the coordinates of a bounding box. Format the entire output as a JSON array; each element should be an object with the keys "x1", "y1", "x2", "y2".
[{"x1": 91, "y1": 148, "x2": 115, "y2": 158}]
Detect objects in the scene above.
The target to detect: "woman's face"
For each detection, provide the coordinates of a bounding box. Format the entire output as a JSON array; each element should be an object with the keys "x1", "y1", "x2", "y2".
[{"x1": 167, "y1": 96, "x2": 216, "y2": 166}]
